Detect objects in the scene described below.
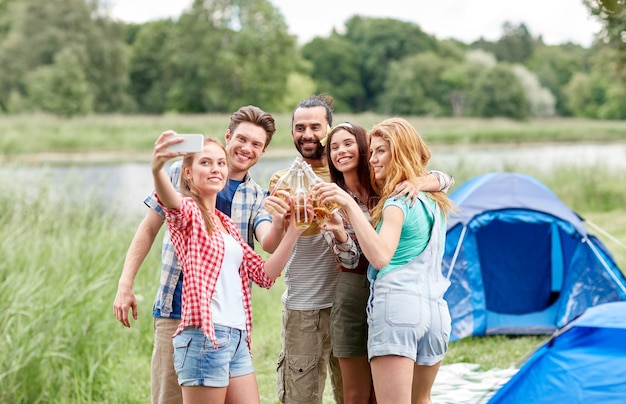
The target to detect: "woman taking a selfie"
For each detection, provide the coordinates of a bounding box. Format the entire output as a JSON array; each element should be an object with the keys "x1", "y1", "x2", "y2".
[{"x1": 151, "y1": 132, "x2": 303, "y2": 404}]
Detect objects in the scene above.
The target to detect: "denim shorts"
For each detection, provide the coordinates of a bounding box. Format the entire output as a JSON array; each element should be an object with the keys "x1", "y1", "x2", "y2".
[
  {"x1": 172, "y1": 325, "x2": 254, "y2": 387},
  {"x1": 367, "y1": 288, "x2": 451, "y2": 366}
]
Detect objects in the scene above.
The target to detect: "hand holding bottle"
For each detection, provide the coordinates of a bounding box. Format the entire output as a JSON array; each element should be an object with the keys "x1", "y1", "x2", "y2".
[
  {"x1": 300, "y1": 161, "x2": 340, "y2": 224},
  {"x1": 265, "y1": 189, "x2": 291, "y2": 230},
  {"x1": 312, "y1": 182, "x2": 357, "y2": 213},
  {"x1": 266, "y1": 156, "x2": 302, "y2": 214}
]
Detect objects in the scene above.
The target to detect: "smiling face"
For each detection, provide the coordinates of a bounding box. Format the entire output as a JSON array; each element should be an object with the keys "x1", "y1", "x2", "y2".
[
  {"x1": 369, "y1": 135, "x2": 391, "y2": 181},
  {"x1": 184, "y1": 142, "x2": 228, "y2": 196},
  {"x1": 291, "y1": 106, "x2": 328, "y2": 161},
  {"x1": 224, "y1": 121, "x2": 267, "y2": 180},
  {"x1": 329, "y1": 129, "x2": 359, "y2": 174}
]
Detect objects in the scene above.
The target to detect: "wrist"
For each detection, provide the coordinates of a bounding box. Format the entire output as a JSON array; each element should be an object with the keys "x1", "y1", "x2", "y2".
[
  {"x1": 118, "y1": 278, "x2": 134, "y2": 290},
  {"x1": 335, "y1": 231, "x2": 348, "y2": 243}
]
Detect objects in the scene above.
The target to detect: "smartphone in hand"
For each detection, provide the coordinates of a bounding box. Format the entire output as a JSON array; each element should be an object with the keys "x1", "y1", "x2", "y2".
[{"x1": 169, "y1": 134, "x2": 204, "y2": 153}]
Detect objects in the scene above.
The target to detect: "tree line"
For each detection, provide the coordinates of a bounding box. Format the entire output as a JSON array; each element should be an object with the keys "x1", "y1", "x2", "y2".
[{"x1": 0, "y1": 0, "x2": 624, "y2": 119}]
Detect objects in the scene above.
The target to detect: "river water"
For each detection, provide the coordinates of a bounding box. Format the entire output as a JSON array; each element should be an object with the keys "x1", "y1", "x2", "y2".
[{"x1": 3, "y1": 142, "x2": 625, "y2": 220}]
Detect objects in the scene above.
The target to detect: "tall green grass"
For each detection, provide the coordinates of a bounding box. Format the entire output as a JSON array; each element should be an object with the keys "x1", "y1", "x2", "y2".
[
  {"x1": 1, "y1": 163, "x2": 625, "y2": 403},
  {"x1": 0, "y1": 180, "x2": 154, "y2": 403}
]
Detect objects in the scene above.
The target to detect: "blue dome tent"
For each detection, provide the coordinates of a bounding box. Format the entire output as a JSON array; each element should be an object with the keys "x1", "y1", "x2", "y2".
[
  {"x1": 442, "y1": 172, "x2": 626, "y2": 341},
  {"x1": 488, "y1": 301, "x2": 626, "y2": 403}
]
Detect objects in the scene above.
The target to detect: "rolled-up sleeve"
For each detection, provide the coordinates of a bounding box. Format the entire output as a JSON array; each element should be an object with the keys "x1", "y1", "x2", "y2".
[
  {"x1": 321, "y1": 222, "x2": 360, "y2": 269},
  {"x1": 429, "y1": 170, "x2": 455, "y2": 193}
]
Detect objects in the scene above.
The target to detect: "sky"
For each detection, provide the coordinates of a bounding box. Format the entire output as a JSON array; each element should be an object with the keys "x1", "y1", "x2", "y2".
[{"x1": 108, "y1": 0, "x2": 602, "y2": 47}]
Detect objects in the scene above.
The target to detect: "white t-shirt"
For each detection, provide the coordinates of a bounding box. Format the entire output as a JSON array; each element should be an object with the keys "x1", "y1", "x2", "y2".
[{"x1": 211, "y1": 232, "x2": 246, "y2": 330}]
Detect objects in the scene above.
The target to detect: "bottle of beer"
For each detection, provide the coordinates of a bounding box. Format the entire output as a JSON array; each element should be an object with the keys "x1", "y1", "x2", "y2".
[
  {"x1": 266, "y1": 156, "x2": 302, "y2": 213},
  {"x1": 301, "y1": 161, "x2": 340, "y2": 224},
  {"x1": 292, "y1": 168, "x2": 313, "y2": 229}
]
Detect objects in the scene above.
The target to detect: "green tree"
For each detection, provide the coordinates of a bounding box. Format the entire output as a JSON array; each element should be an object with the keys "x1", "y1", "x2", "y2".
[
  {"x1": 301, "y1": 34, "x2": 364, "y2": 112},
  {"x1": 164, "y1": 1, "x2": 231, "y2": 112},
  {"x1": 583, "y1": 0, "x2": 626, "y2": 77},
  {"x1": 599, "y1": 82, "x2": 626, "y2": 119},
  {"x1": 469, "y1": 37, "x2": 497, "y2": 55},
  {"x1": 378, "y1": 60, "x2": 430, "y2": 115},
  {"x1": 565, "y1": 47, "x2": 626, "y2": 119},
  {"x1": 564, "y1": 72, "x2": 599, "y2": 117},
  {"x1": 436, "y1": 39, "x2": 467, "y2": 61},
  {"x1": 0, "y1": 0, "x2": 16, "y2": 39},
  {"x1": 468, "y1": 64, "x2": 529, "y2": 119},
  {"x1": 343, "y1": 16, "x2": 439, "y2": 111},
  {"x1": 25, "y1": 48, "x2": 92, "y2": 116},
  {"x1": 379, "y1": 52, "x2": 453, "y2": 116},
  {"x1": 0, "y1": 0, "x2": 15, "y2": 110},
  {"x1": 84, "y1": 17, "x2": 132, "y2": 112},
  {"x1": 494, "y1": 22, "x2": 535, "y2": 64},
  {"x1": 278, "y1": 71, "x2": 316, "y2": 112},
  {"x1": 440, "y1": 61, "x2": 484, "y2": 117},
  {"x1": 526, "y1": 44, "x2": 588, "y2": 115},
  {"x1": 512, "y1": 65, "x2": 556, "y2": 118},
  {"x1": 0, "y1": 0, "x2": 129, "y2": 113},
  {"x1": 163, "y1": 0, "x2": 296, "y2": 113},
  {"x1": 128, "y1": 20, "x2": 176, "y2": 113},
  {"x1": 221, "y1": 0, "x2": 297, "y2": 112}
]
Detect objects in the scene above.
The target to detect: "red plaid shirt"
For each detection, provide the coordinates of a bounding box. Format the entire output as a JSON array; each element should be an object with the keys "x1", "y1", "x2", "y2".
[{"x1": 160, "y1": 196, "x2": 275, "y2": 349}]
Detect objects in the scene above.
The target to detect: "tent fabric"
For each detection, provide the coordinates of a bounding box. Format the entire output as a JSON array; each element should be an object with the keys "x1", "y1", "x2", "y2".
[
  {"x1": 442, "y1": 172, "x2": 626, "y2": 341},
  {"x1": 488, "y1": 301, "x2": 626, "y2": 403},
  {"x1": 447, "y1": 172, "x2": 587, "y2": 234}
]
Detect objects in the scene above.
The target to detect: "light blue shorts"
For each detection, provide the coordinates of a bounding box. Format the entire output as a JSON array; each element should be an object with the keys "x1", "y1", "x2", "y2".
[
  {"x1": 172, "y1": 325, "x2": 254, "y2": 387},
  {"x1": 367, "y1": 289, "x2": 451, "y2": 366}
]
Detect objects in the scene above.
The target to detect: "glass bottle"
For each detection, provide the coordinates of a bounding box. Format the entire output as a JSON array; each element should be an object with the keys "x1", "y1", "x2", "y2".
[
  {"x1": 301, "y1": 161, "x2": 340, "y2": 224},
  {"x1": 292, "y1": 168, "x2": 313, "y2": 229},
  {"x1": 266, "y1": 156, "x2": 302, "y2": 213}
]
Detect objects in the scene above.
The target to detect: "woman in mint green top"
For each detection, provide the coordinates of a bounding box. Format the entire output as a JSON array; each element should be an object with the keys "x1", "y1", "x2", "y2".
[
  {"x1": 320, "y1": 122, "x2": 452, "y2": 404},
  {"x1": 371, "y1": 195, "x2": 437, "y2": 279},
  {"x1": 314, "y1": 117, "x2": 455, "y2": 404}
]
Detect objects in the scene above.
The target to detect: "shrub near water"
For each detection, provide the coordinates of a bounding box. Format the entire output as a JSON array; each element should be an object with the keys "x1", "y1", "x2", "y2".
[{"x1": 0, "y1": 181, "x2": 157, "y2": 403}]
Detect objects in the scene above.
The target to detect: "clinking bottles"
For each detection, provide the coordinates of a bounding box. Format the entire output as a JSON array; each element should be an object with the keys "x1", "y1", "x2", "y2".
[
  {"x1": 300, "y1": 161, "x2": 340, "y2": 224},
  {"x1": 267, "y1": 156, "x2": 336, "y2": 228},
  {"x1": 266, "y1": 156, "x2": 302, "y2": 213}
]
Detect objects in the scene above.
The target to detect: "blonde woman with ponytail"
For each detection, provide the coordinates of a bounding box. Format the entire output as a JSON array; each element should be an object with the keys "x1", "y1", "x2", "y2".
[
  {"x1": 314, "y1": 118, "x2": 455, "y2": 404},
  {"x1": 151, "y1": 132, "x2": 304, "y2": 404}
]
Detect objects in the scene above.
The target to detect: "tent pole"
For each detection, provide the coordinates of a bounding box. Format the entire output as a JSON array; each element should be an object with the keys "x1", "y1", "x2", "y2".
[
  {"x1": 584, "y1": 238, "x2": 626, "y2": 295},
  {"x1": 446, "y1": 225, "x2": 467, "y2": 280}
]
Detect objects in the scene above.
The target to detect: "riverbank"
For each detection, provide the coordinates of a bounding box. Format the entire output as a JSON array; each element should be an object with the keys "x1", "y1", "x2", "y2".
[
  {"x1": 3, "y1": 113, "x2": 626, "y2": 157},
  {"x1": 0, "y1": 147, "x2": 300, "y2": 165}
]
